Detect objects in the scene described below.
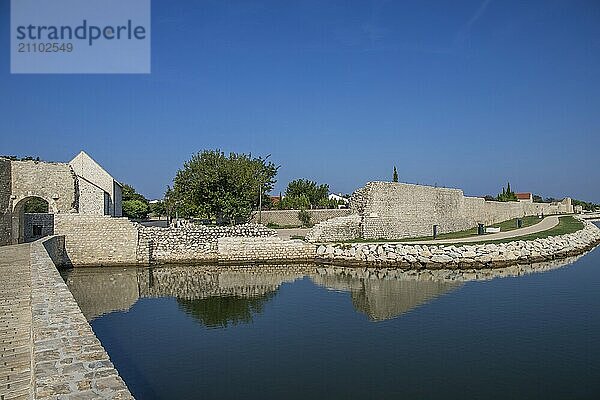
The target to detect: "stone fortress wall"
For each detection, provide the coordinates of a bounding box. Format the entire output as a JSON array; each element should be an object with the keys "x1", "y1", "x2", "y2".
[
  {"x1": 137, "y1": 223, "x2": 278, "y2": 264},
  {"x1": 43, "y1": 218, "x2": 312, "y2": 267},
  {"x1": 250, "y1": 209, "x2": 352, "y2": 226},
  {"x1": 10, "y1": 159, "x2": 78, "y2": 214},
  {"x1": 53, "y1": 214, "x2": 140, "y2": 267},
  {"x1": 308, "y1": 181, "x2": 574, "y2": 242}
]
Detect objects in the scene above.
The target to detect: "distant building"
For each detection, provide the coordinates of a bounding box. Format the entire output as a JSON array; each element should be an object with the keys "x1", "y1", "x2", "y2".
[
  {"x1": 516, "y1": 192, "x2": 533, "y2": 203},
  {"x1": 328, "y1": 193, "x2": 349, "y2": 208},
  {"x1": 270, "y1": 195, "x2": 282, "y2": 207}
]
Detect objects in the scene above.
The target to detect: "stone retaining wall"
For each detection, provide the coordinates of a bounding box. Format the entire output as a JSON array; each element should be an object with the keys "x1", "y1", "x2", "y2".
[
  {"x1": 29, "y1": 237, "x2": 133, "y2": 399},
  {"x1": 218, "y1": 237, "x2": 316, "y2": 263},
  {"x1": 138, "y1": 223, "x2": 277, "y2": 263},
  {"x1": 250, "y1": 209, "x2": 352, "y2": 226},
  {"x1": 315, "y1": 220, "x2": 600, "y2": 269},
  {"x1": 54, "y1": 214, "x2": 139, "y2": 267}
]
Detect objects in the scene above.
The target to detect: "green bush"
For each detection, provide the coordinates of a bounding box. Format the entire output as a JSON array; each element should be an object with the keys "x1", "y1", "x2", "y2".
[
  {"x1": 122, "y1": 199, "x2": 150, "y2": 220},
  {"x1": 298, "y1": 209, "x2": 311, "y2": 227}
]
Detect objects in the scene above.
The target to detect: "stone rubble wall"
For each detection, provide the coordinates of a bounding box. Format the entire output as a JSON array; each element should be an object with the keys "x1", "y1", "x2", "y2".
[
  {"x1": 29, "y1": 237, "x2": 133, "y2": 399},
  {"x1": 54, "y1": 214, "x2": 139, "y2": 267},
  {"x1": 313, "y1": 251, "x2": 588, "y2": 287},
  {"x1": 0, "y1": 159, "x2": 12, "y2": 245},
  {"x1": 315, "y1": 220, "x2": 600, "y2": 269},
  {"x1": 138, "y1": 223, "x2": 278, "y2": 263},
  {"x1": 250, "y1": 208, "x2": 352, "y2": 226},
  {"x1": 218, "y1": 236, "x2": 316, "y2": 263},
  {"x1": 308, "y1": 181, "x2": 574, "y2": 242}
]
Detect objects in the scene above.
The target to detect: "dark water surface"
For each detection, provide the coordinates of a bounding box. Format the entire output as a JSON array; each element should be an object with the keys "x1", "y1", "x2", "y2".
[{"x1": 63, "y1": 242, "x2": 600, "y2": 399}]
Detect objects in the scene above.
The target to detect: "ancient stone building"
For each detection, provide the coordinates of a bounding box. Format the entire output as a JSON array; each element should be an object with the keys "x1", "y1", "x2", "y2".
[{"x1": 0, "y1": 151, "x2": 123, "y2": 245}]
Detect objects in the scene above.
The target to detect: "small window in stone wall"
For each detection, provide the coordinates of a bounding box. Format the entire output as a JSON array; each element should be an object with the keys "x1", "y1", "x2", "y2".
[{"x1": 33, "y1": 225, "x2": 43, "y2": 237}]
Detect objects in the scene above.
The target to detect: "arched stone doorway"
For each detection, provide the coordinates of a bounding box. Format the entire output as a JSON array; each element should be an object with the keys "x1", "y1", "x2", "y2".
[{"x1": 12, "y1": 196, "x2": 55, "y2": 244}]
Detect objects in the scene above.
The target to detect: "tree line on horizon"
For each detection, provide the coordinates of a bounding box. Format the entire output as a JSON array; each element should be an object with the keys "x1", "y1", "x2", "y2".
[
  {"x1": 122, "y1": 149, "x2": 346, "y2": 224},
  {"x1": 120, "y1": 153, "x2": 600, "y2": 221}
]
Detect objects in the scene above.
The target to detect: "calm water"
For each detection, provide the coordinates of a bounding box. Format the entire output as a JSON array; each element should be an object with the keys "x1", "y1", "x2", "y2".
[{"x1": 63, "y1": 239, "x2": 600, "y2": 399}]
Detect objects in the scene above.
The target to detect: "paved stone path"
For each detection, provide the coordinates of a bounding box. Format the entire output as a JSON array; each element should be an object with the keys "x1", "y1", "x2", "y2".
[
  {"x1": 1, "y1": 241, "x2": 133, "y2": 400},
  {"x1": 398, "y1": 216, "x2": 560, "y2": 245},
  {"x1": 0, "y1": 244, "x2": 33, "y2": 400}
]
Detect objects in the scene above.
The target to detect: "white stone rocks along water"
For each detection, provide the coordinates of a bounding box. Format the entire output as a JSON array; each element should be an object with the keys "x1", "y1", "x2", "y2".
[{"x1": 315, "y1": 220, "x2": 600, "y2": 269}]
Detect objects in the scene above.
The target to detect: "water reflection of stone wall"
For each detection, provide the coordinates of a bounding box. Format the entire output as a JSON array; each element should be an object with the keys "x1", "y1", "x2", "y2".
[
  {"x1": 61, "y1": 267, "x2": 141, "y2": 320},
  {"x1": 310, "y1": 272, "x2": 462, "y2": 321},
  {"x1": 138, "y1": 265, "x2": 309, "y2": 300},
  {"x1": 62, "y1": 265, "x2": 311, "y2": 321},
  {"x1": 62, "y1": 253, "x2": 591, "y2": 324}
]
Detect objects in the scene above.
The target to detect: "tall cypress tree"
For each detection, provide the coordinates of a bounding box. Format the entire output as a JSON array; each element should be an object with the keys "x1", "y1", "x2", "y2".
[{"x1": 392, "y1": 166, "x2": 398, "y2": 182}]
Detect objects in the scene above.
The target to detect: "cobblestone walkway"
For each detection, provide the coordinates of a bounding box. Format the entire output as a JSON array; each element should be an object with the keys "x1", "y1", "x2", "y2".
[{"x1": 0, "y1": 244, "x2": 33, "y2": 400}]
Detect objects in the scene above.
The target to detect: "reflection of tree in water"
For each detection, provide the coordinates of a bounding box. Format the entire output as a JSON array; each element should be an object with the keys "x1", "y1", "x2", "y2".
[{"x1": 176, "y1": 292, "x2": 276, "y2": 328}]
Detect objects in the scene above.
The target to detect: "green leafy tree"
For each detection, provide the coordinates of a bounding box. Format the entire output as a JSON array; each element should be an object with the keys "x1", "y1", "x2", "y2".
[
  {"x1": 177, "y1": 293, "x2": 275, "y2": 328},
  {"x1": 278, "y1": 194, "x2": 310, "y2": 210},
  {"x1": 122, "y1": 199, "x2": 150, "y2": 219},
  {"x1": 170, "y1": 150, "x2": 278, "y2": 224},
  {"x1": 393, "y1": 166, "x2": 398, "y2": 182},
  {"x1": 23, "y1": 197, "x2": 49, "y2": 213},
  {"x1": 572, "y1": 199, "x2": 600, "y2": 211},
  {"x1": 298, "y1": 209, "x2": 312, "y2": 227},
  {"x1": 284, "y1": 179, "x2": 329, "y2": 209},
  {"x1": 149, "y1": 201, "x2": 167, "y2": 217},
  {"x1": 122, "y1": 184, "x2": 150, "y2": 219}
]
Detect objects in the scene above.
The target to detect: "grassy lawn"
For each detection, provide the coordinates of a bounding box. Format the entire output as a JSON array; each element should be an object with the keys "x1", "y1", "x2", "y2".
[
  {"x1": 400, "y1": 215, "x2": 543, "y2": 242},
  {"x1": 342, "y1": 215, "x2": 546, "y2": 243},
  {"x1": 336, "y1": 215, "x2": 588, "y2": 245},
  {"x1": 469, "y1": 216, "x2": 584, "y2": 244}
]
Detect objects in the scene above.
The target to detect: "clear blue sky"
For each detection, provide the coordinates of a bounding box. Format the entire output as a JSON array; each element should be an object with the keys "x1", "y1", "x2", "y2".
[{"x1": 1, "y1": 0, "x2": 599, "y2": 202}]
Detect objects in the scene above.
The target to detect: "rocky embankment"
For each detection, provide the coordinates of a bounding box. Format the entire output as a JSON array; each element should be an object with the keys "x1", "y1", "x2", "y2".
[{"x1": 316, "y1": 220, "x2": 600, "y2": 269}]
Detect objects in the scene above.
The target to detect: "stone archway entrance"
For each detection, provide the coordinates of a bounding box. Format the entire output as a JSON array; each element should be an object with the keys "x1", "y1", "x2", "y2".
[{"x1": 12, "y1": 196, "x2": 55, "y2": 244}]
